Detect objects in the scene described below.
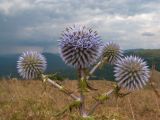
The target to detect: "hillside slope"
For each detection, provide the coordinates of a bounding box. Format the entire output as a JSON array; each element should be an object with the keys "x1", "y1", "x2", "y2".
[{"x1": 0, "y1": 49, "x2": 160, "y2": 80}]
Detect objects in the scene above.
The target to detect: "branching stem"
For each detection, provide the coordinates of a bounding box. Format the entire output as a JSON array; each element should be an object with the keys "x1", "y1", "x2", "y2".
[
  {"x1": 87, "y1": 89, "x2": 114, "y2": 115},
  {"x1": 42, "y1": 74, "x2": 79, "y2": 100},
  {"x1": 87, "y1": 58, "x2": 107, "y2": 80}
]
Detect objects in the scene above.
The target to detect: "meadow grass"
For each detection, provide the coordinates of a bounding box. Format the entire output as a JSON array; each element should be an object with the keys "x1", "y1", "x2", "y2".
[{"x1": 0, "y1": 78, "x2": 159, "y2": 120}]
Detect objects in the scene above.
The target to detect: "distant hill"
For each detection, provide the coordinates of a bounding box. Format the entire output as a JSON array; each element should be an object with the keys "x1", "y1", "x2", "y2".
[
  {"x1": 0, "y1": 53, "x2": 77, "y2": 79},
  {"x1": 0, "y1": 49, "x2": 160, "y2": 80},
  {"x1": 125, "y1": 49, "x2": 160, "y2": 71}
]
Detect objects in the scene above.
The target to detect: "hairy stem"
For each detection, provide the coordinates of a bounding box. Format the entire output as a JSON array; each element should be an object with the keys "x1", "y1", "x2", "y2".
[
  {"x1": 127, "y1": 97, "x2": 136, "y2": 120},
  {"x1": 78, "y1": 69, "x2": 87, "y2": 117},
  {"x1": 41, "y1": 74, "x2": 79, "y2": 100},
  {"x1": 80, "y1": 90, "x2": 87, "y2": 117},
  {"x1": 87, "y1": 58, "x2": 108, "y2": 80},
  {"x1": 87, "y1": 61, "x2": 102, "y2": 79}
]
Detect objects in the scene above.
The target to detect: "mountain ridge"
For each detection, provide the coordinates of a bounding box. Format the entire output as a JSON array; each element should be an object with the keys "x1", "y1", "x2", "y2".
[{"x1": 0, "y1": 49, "x2": 160, "y2": 80}]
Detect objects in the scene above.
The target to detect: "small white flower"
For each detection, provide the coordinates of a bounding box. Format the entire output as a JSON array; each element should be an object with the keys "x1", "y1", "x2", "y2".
[
  {"x1": 114, "y1": 56, "x2": 150, "y2": 90},
  {"x1": 17, "y1": 51, "x2": 47, "y2": 79}
]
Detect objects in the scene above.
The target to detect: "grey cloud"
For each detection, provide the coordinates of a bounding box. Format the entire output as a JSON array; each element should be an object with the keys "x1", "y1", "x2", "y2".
[
  {"x1": 141, "y1": 32, "x2": 155, "y2": 37},
  {"x1": 0, "y1": 0, "x2": 160, "y2": 54}
]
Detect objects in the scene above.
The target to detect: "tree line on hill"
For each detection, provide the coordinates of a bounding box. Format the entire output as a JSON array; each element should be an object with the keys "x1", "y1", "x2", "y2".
[{"x1": 0, "y1": 49, "x2": 160, "y2": 80}]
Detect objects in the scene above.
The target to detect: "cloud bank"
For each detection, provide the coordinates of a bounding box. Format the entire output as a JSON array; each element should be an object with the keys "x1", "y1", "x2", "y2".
[{"x1": 0, "y1": 0, "x2": 160, "y2": 54}]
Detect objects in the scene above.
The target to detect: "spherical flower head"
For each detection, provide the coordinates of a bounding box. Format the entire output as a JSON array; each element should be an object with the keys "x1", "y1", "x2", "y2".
[
  {"x1": 101, "y1": 42, "x2": 123, "y2": 64},
  {"x1": 114, "y1": 56, "x2": 150, "y2": 91},
  {"x1": 17, "y1": 51, "x2": 47, "y2": 80},
  {"x1": 59, "y1": 25, "x2": 102, "y2": 69}
]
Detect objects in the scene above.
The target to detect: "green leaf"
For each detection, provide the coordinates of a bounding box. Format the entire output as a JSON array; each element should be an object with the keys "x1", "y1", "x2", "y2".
[
  {"x1": 79, "y1": 78, "x2": 88, "y2": 92},
  {"x1": 47, "y1": 73, "x2": 64, "y2": 81},
  {"x1": 95, "y1": 94, "x2": 109, "y2": 102},
  {"x1": 54, "y1": 100, "x2": 81, "y2": 117},
  {"x1": 79, "y1": 116, "x2": 95, "y2": 120}
]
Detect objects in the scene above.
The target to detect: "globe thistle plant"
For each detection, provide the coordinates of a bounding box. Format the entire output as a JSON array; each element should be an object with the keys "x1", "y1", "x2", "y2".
[
  {"x1": 101, "y1": 42, "x2": 123, "y2": 64},
  {"x1": 15, "y1": 24, "x2": 153, "y2": 119},
  {"x1": 114, "y1": 56, "x2": 150, "y2": 90},
  {"x1": 59, "y1": 25, "x2": 102, "y2": 69},
  {"x1": 17, "y1": 51, "x2": 47, "y2": 79}
]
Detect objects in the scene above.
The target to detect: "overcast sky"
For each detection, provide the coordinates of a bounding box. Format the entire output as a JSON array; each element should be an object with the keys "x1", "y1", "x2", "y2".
[{"x1": 0, "y1": 0, "x2": 160, "y2": 55}]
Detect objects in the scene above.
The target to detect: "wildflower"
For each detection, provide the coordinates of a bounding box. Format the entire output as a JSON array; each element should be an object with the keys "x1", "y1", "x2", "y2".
[
  {"x1": 114, "y1": 56, "x2": 150, "y2": 90},
  {"x1": 17, "y1": 51, "x2": 47, "y2": 79},
  {"x1": 59, "y1": 25, "x2": 102, "y2": 68}
]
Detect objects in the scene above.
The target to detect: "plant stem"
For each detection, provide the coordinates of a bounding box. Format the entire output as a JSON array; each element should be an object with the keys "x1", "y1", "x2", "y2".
[
  {"x1": 150, "y1": 65, "x2": 160, "y2": 98},
  {"x1": 80, "y1": 90, "x2": 87, "y2": 117},
  {"x1": 150, "y1": 82, "x2": 160, "y2": 98},
  {"x1": 87, "y1": 89, "x2": 114, "y2": 115},
  {"x1": 87, "y1": 58, "x2": 108, "y2": 80},
  {"x1": 78, "y1": 69, "x2": 87, "y2": 117},
  {"x1": 87, "y1": 61, "x2": 102, "y2": 79},
  {"x1": 41, "y1": 74, "x2": 79, "y2": 100},
  {"x1": 127, "y1": 97, "x2": 136, "y2": 120}
]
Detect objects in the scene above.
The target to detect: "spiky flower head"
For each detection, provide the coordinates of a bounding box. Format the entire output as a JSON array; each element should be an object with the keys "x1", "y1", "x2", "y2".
[
  {"x1": 59, "y1": 25, "x2": 102, "y2": 69},
  {"x1": 17, "y1": 51, "x2": 47, "y2": 80},
  {"x1": 114, "y1": 56, "x2": 150, "y2": 90},
  {"x1": 101, "y1": 42, "x2": 123, "y2": 64}
]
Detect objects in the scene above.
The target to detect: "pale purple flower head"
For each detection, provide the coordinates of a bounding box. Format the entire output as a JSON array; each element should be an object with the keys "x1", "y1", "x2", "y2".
[
  {"x1": 101, "y1": 42, "x2": 123, "y2": 64},
  {"x1": 59, "y1": 25, "x2": 102, "y2": 69},
  {"x1": 114, "y1": 56, "x2": 150, "y2": 90},
  {"x1": 17, "y1": 51, "x2": 47, "y2": 79}
]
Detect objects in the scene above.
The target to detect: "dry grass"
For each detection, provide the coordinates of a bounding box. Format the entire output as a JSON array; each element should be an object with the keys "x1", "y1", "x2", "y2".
[{"x1": 0, "y1": 78, "x2": 160, "y2": 120}]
